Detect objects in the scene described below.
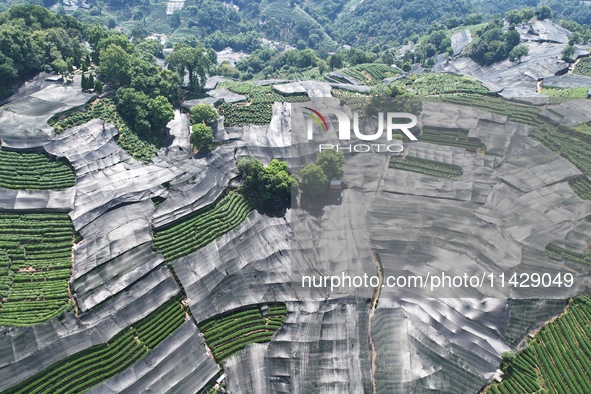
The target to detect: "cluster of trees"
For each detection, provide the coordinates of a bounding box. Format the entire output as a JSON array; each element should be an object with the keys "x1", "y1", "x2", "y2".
[
  {"x1": 505, "y1": 5, "x2": 552, "y2": 25},
  {"x1": 411, "y1": 29, "x2": 453, "y2": 66},
  {"x1": 230, "y1": 45, "x2": 384, "y2": 81},
  {"x1": 189, "y1": 104, "x2": 217, "y2": 152},
  {"x1": 235, "y1": 48, "x2": 327, "y2": 79},
  {"x1": 91, "y1": 33, "x2": 182, "y2": 142},
  {"x1": 560, "y1": 20, "x2": 591, "y2": 45},
  {"x1": 166, "y1": 43, "x2": 213, "y2": 91},
  {"x1": 543, "y1": 0, "x2": 591, "y2": 27},
  {"x1": 237, "y1": 156, "x2": 297, "y2": 208},
  {"x1": 204, "y1": 31, "x2": 261, "y2": 53},
  {"x1": 115, "y1": 88, "x2": 173, "y2": 141},
  {"x1": 80, "y1": 72, "x2": 102, "y2": 92},
  {"x1": 300, "y1": 150, "x2": 345, "y2": 198},
  {"x1": 467, "y1": 5, "x2": 556, "y2": 66},
  {"x1": 328, "y1": 0, "x2": 473, "y2": 47},
  {"x1": 0, "y1": 5, "x2": 86, "y2": 98},
  {"x1": 185, "y1": 0, "x2": 241, "y2": 35},
  {"x1": 467, "y1": 20, "x2": 522, "y2": 66}
]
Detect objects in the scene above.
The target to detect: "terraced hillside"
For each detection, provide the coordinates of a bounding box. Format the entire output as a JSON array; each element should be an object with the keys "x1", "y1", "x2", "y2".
[
  {"x1": 50, "y1": 99, "x2": 158, "y2": 163},
  {"x1": 199, "y1": 304, "x2": 287, "y2": 363},
  {"x1": 389, "y1": 156, "x2": 463, "y2": 178},
  {"x1": 0, "y1": 213, "x2": 74, "y2": 326},
  {"x1": 3, "y1": 295, "x2": 186, "y2": 394},
  {"x1": 440, "y1": 95, "x2": 591, "y2": 174},
  {"x1": 217, "y1": 82, "x2": 309, "y2": 126},
  {"x1": 483, "y1": 297, "x2": 591, "y2": 394},
  {"x1": 153, "y1": 192, "x2": 256, "y2": 261},
  {"x1": 327, "y1": 63, "x2": 399, "y2": 85},
  {"x1": 0, "y1": 147, "x2": 74, "y2": 190}
]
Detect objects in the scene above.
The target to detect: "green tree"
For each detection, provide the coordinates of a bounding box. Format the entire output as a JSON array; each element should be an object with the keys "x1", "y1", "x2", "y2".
[
  {"x1": 562, "y1": 44, "x2": 575, "y2": 61},
  {"x1": 506, "y1": 9, "x2": 527, "y2": 25},
  {"x1": 505, "y1": 28, "x2": 521, "y2": 49},
  {"x1": 166, "y1": 43, "x2": 212, "y2": 91},
  {"x1": 51, "y1": 58, "x2": 67, "y2": 74},
  {"x1": 190, "y1": 104, "x2": 218, "y2": 124},
  {"x1": 171, "y1": 10, "x2": 181, "y2": 28},
  {"x1": 300, "y1": 164, "x2": 328, "y2": 197},
  {"x1": 509, "y1": 45, "x2": 529, "y2": 63},
  {"x1": 535, "y1": 4, "x2": 552, "y2": 21},
  {"x1": 190, "y1": 123, "x2": 213, "y2": 151},
  {"x1": 94, "y1": 79, "x2": 103, "y2": 93},
  {"x1": 80, "y1": 72, "x2": 87, "y2": 90},
  {"x1": 87, "y1": 72, "x2": 94, "y2": 88},
  {"x1": 147, "y1": 95, "x2": 174, "y2": 133},
  {"x1": 316, "y1": 149, "x2": 345, "y2": 180},
  {"x1": 97, "y1": 44, "x2": 132, "y2": 86},
  {"x1": 237, "y1": 156, "x2": 264, "y2": 194},
  {"x1": 261, "y1": 159, "x2": 292, "y2": 202},
  {"x1": 329, "y1": 53, "x2": 344, "y2": 70},
  {"x1": 115, "y1": 87, "x2": 173, "y2": 139}
]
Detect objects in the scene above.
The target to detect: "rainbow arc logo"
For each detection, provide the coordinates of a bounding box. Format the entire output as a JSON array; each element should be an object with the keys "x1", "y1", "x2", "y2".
[{"x1": 303, "y1": 107, "x2": 329, "y2": 132}]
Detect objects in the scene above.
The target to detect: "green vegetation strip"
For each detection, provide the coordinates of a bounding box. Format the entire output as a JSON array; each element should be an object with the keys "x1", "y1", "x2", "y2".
[
  {"x1": 0, "y1": 147, "x2": 74, "y2": 190},
  {"x1": 389, "y1": 156, "x2": 463, "y2": 179},
  {"x1": 570, "y1": 176, "x2": 591, "y2": 200},
  {"x1": 198, "y1": 304, "x2": 287, "y2": 363},
  {"x1": 337, "y1": 63, "x2": 399, "y2": 85},
  {"x1": 216, "y1": 82, "x2": 309, "y2": 127},
  {"x1": 420, "y1": 126, "x2": 486, "y2": 153},
  {"x1": 3, "y1": 294, "x2": 186, "y2": 394},
  {"x1": 153, "y1": 192, "x2": 257, "y2": 261},
  {"x1": 541, "y1": 87, "x2": 589, "y2": 103},
  {"x1": 392, "y1": 73, "x2": 489, "y2": 96},
  {"x1": 546, "y1": 243, "x2": 591, "y2": 266},
  {"x1": 483, "y1": 297, "x2": 591, "y2": 394},
  {"x1": 49, "y1": 99, "x2": 157, "y2": 163},
  {"x1": 0, "y1": 213, "x2": 74, "y2": 326}
]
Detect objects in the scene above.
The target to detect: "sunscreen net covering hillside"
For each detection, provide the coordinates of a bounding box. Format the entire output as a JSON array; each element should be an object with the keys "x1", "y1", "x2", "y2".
[{"x1": 289, "y1": 97, "x2": 591, "y2": 300}]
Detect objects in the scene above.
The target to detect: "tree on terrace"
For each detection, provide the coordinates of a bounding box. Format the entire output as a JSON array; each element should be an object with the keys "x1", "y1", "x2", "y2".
[{"x1": 166, "y1": 43, "x2": 212, "y2": 91}]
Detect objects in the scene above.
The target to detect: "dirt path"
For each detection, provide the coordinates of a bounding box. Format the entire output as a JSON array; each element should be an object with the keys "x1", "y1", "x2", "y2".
[{"x1": 368, "y1": 251, "x2": 384, "y2": 394}]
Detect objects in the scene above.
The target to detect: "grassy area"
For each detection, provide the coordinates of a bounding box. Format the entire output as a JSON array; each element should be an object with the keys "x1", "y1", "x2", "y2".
[
  {"x1": 420, "y1": 126, "x2": 486, "y2": 153},
  {"x1": 153, "y1": 192, "x2": 256, "y2": 261},
  {"x1": 389, "y1": 156, "x2": 463, "y2": 178},
  {"x1": 198, "y1": 304, "x2": 287, "y2": 363},
  {"x1": 0, "y1": 147, "x2": 74, "y2": 190},
  {"x1": 390, "y1": 73, "x2": 489, "y2": 96},
  {"x1": 217, "y1": 82, "x2": 309, "y2": 127},
  {"x1": 3, "y1": 294, "x2": 186, "y2": 394},
  {"x1": 448, "y1": 22, "x2": 488, "y2": 37},
  {"x1": 573, "y1": 57, "x2": 591, "y2": 77},
  {"x1": 483, "y1": 297, "x2": 591, "y2": 394},
  {"x1": 49, "y1": 99, "x2": 158, "y2": 163},
  {"x1": 541, "y1": 87, "x2": 589, "y2": 103},
  {"x1": 0, "y1": 213, "x2": 73, "y2": 326},
  {"x1": 574, "y1": 122, "x2": 591, "y2": 135}
]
